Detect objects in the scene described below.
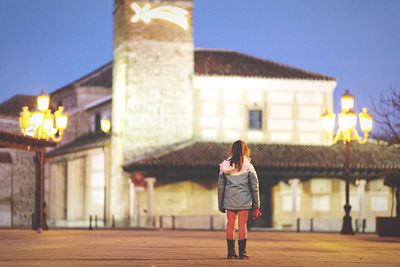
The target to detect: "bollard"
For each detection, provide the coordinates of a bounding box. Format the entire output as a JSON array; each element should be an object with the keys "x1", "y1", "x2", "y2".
[
  {"x1": 159, "y1": 216, "x2": 163, "y2": 229},
  {"x1": 112, "y1": 215, "x2": 115, "y2": 228},
  {"x1": 31, "y1": 213, "x2": 35, "y2": 230},
  {"x1": 89, "y1": 215, "x2": 93, "y2": 230},
  {"x1": 310, "y1": 218, "x2": 314, "y2": 232},
  {"x1": 296, "y1": 218, "x2": 300, "y2": 232},
  {"x1": 95, "y1": 215, "x2": 98, "y2": 228},
  {"x1": 43, "y1": 211, "x2": 49, "y2": 231},
  {"x1": 172, "y1": 215, "x2": 176, "y2": 230},
  {"x1": 210, "y1": 216, "x2": 214, "y2": 231},
  {"x1": 362, "y1": 219, "x2": 366, "y2": 233}
]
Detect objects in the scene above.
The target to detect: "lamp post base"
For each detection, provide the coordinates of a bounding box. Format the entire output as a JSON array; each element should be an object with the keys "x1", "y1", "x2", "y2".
[
  {"x1": 340, "y1": 216, "x2": 354, "y2": 235},
  {"x1": 340, "y1": 204, "x2": 354, "y2": 235}
]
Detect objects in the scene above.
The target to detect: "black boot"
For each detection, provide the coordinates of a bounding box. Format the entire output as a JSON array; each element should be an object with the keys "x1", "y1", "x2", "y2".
[
  {"x1": 238, "y1": 239, "x2": 249, "y2": 259},
  {"x1": 227, "y1": 240, "x2": 238, "y2": 259}
]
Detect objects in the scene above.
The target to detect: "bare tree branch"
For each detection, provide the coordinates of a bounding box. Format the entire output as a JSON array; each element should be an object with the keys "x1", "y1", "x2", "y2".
[{"x1": 371, "y1": 88, "x2": 400, "y2": 144}]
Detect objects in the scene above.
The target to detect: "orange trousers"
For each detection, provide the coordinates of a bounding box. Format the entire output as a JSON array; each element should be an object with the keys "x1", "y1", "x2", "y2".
[{"x1": 226, "y1": 209, "x2": 249, "y2": 240}]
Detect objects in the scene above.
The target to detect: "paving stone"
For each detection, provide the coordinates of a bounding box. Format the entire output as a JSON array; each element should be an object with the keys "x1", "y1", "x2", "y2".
[{"x1": 0, "y1": 229, "x2": 399, "y2": 267}]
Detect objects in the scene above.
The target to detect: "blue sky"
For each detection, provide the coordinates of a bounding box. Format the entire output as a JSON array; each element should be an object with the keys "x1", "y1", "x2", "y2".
[{"x1": 0, "y1": 0, "x2": 399, "y2": 131}]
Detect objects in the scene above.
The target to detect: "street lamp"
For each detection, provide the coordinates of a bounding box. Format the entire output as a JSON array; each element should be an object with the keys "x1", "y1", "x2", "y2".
[
  {"x1": 322, "y1": 89, "x2": 373, "y2": 234},
  {"x1": 19, "y1": 92, "x2": 68, "y2": 142},
  {"x1": 19, "y1": 91, "x2": 68, "y2": 233},
  {"x1": 100, "y1": 118, "x2": 111, "y2": 134}
]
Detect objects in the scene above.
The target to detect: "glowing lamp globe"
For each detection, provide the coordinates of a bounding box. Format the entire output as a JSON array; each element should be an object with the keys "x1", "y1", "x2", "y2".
[
  {"x1": 340, "y1": 90, "x2": 354, "y2": 112},
  {"x1": 347, "y1": 110, "x2": 357, "y2": 129},
  {"x1": 31, "y1": 111, "x2": 44, "y2": 126},
  {"x1": 55, "y1": 107, "x2": 68, "y2": 130},
  {"x1": 37, "y1": 93, "x2": 50, "y2": 112},
  {"x1": 359, "y1": 107, "x2": 373, "y2": 133},
  {"x1": 19, "y1": 106, "x2": 31, "y2": 132},
  {"x1": 43, "y1": 111, "x2": 54, "y2": 133},
  {"x1": 101, "y1": 119, "x2": 111, "y2": 133},
  {"x1": 339, "y1": 110, "x2": 357, "y2": 131},
  {"x1": 321, "y1": 110, "x2": 336, "y2": 133}
]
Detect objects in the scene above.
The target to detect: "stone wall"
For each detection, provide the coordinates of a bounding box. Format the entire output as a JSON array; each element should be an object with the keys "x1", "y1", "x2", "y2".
[
  {"x1": 0, "y1": 161, "x2": 12, "y2": 226},
  {"x1": 115, "y1": 0, "x2": 194, "y2": 159},
  {"x1": 11, "y1": 150, "x2": 36, "y2": 226},
  {"x1": 0, "y1": 117, "x2": 37, "y2": 227}
]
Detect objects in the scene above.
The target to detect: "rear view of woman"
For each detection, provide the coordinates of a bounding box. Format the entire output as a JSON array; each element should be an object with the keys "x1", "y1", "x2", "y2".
[{"x1": 217, "y1": 140, "x2": 261, "y2": 259}]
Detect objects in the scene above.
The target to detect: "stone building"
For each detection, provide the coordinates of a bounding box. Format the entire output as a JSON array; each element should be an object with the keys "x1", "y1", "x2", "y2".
[
  {"x1": 0, "y1": 96, "x2": 39, "y2": 227},
  {"x1": 0, "y1": 0, "x2": 399, "y2": 231}
]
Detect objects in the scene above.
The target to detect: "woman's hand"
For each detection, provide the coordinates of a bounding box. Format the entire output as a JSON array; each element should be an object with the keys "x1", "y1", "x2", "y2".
[{"x1": 251, "y1": 208, "x2": 262, "y2": 221}]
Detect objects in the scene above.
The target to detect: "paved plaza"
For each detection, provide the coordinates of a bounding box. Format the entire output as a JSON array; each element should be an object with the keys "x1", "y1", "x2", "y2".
[{"x1": 0, "y1": 229, "x2": 399, "y2": 267}]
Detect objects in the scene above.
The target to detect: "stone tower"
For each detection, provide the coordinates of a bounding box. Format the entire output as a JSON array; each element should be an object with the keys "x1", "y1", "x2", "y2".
[{"x1": 110, "y1": 0, "x2": 194, "y2": 225}]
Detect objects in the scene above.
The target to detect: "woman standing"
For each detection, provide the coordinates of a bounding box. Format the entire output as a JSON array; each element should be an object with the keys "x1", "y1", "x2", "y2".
[{"x1": 218, "y1": 140, "x2": 261, "y2": 259}]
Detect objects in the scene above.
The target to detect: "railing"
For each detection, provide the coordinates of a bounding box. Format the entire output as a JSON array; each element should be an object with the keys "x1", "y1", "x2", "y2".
[
  {"x1": 295, "y1": 218, "x2": 370, "y2": 233},
  {"x1": 48, "y1": 214, "x2": 375, "y2": 233}
]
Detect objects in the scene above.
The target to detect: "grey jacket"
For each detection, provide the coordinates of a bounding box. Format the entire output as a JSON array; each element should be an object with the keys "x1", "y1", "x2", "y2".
[{"x1": 217, "y1": 169, "x2": 260, "y2": 212}]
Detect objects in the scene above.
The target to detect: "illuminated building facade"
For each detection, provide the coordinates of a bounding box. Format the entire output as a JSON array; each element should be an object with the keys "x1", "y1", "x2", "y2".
[{"x1": 0, "y1": 0, "x2": 398, "y2": 231}]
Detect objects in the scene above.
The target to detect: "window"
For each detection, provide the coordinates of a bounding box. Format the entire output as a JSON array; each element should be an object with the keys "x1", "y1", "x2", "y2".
[
  {"x1": 282, "y1": 195, "x2": 301, "y2": 211},
  {"x1": 249, "y1": 110, "x2": 262, "y2": 129},
  {"x1": 312, "y1": 195, "x2": 330, "y2": 211},
  {"x1": 95, "y1": 113, "x2": 101, "y2": 132},
  {"x1": 371, "y1": 194, "x2": 388, "y2": 212},
  {"x1": 90, "y1": 113, "x2": 102, "y2": 133}
]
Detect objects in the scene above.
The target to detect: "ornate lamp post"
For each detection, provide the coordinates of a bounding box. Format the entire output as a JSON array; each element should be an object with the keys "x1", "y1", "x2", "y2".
[
  {"x1": 18, "y1": 92, "x2": 68, "y2": 232},
  {"x1": 322, "y1": 89, "x2": 373, "y2": 234},
  {"x1": 19, "y1": 92, "x2": 68, "y2": 142}
]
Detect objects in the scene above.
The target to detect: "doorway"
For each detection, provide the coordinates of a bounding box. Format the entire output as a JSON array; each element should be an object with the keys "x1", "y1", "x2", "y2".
[{"x1": 248, "y1": 180, "x2": 272, "y2": 228}]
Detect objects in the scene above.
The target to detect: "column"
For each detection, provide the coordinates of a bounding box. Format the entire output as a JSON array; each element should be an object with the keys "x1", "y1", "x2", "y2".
[
  {"x1": 145, "y1": 177, "x2": 156, "y2": 227},
  {"x1": 128, "y1": 179, "x2": 135, "y2": 226},
  {"x1": 289, "y1": 178, "x2": 300, "y2": 229},
  {"x1": 357, "y1": 179, "x2": 367, "y2": 231}
]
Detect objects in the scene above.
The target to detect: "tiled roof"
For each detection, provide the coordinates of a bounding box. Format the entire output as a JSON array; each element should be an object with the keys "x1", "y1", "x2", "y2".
[
  {"x1": 46, "y1": 132, "x2": 110, "y2": 157},
  {"x1": 51, "y1": 48, "x2": 335, "y2": 100},
  {"x1": 0, "y1": 95, "x2": 36, "y2": 117},
  {"x1": 0, "y1": 130, "x2": 56, "y2": 152},
  {"x1": 124, "y1": 141, "x2": 400, "y2": 178},
  {"x1": 194, "y1": 49, "x2": 336, "y2": 81},
  {"x1": 85, "y1": 95, "x2": 112, "y2": 111},
  {"x1": 81, "y1": 63, "x2": 113, "y2": 87},
  {"x1": 3, "y1": 48, "x2": 335, "y2": 116},
  {"x1": 51, "y1": 62, "x2": 113, "y2": 96}
]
